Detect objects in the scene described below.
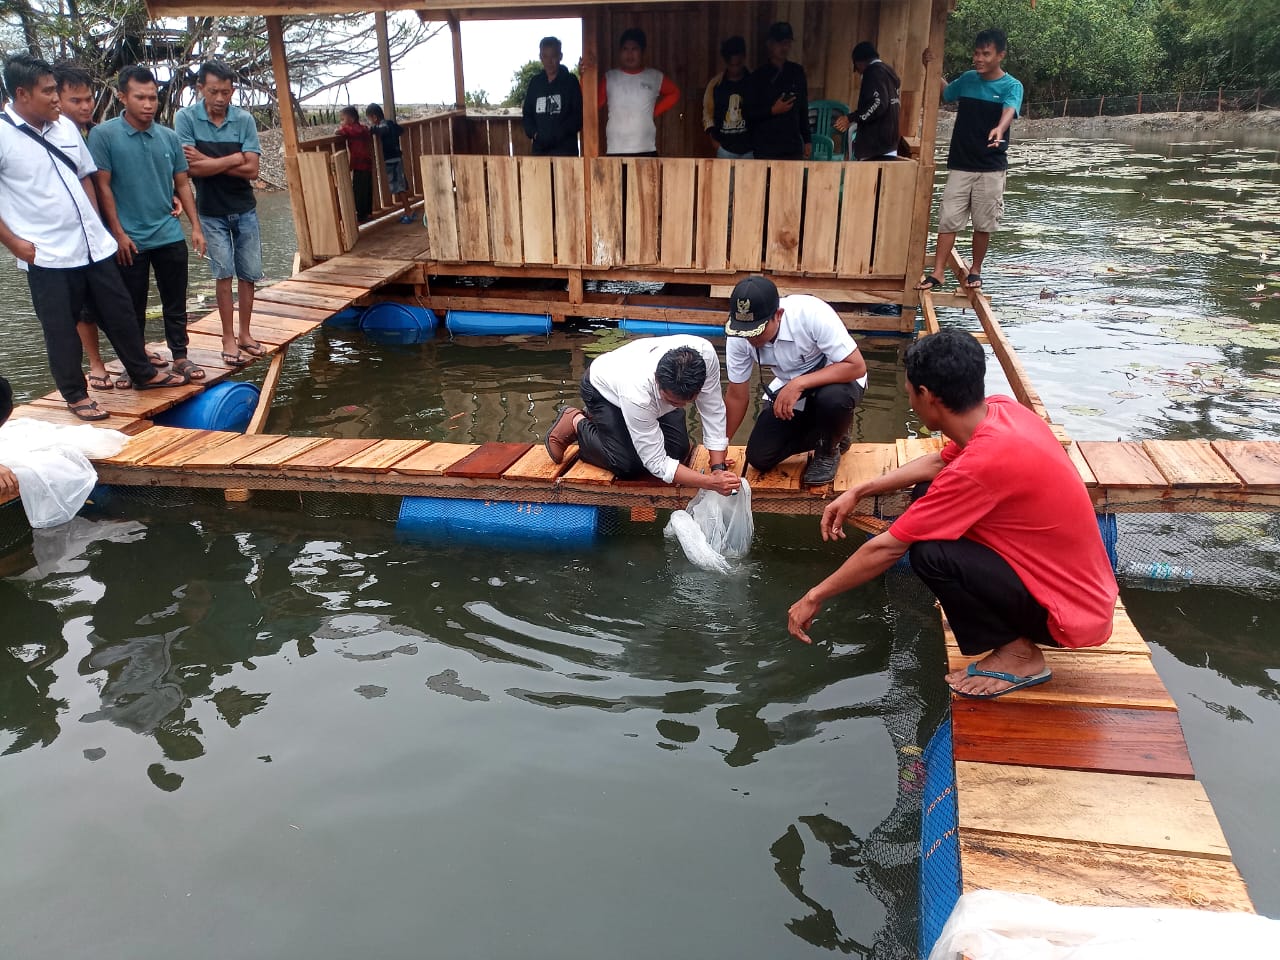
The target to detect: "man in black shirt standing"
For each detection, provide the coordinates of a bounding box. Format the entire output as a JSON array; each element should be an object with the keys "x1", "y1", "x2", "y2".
[
  {"x1": 747, "y1": 22, "x2": 810, "y2": 161},
  {"x1": 522, "y1": 37, "x2": 582, "y2": 157},
  {"x1": 702, "y1": 36, "x2": 752, "y2": 159},
  {"x1": 834, "y1": 42, "x2": 901, "y2": 161}
]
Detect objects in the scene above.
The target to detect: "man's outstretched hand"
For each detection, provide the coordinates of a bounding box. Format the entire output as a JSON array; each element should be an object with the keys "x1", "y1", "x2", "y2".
[
  {"x1": 820, "y1": 488, "x2": 862, "y2": 541},
  {"x1": 788, "y1": 592, "x2": 821, "y2": 644}
]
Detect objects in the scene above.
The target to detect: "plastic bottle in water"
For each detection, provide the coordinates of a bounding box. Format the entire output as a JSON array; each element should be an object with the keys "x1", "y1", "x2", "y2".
[{"x1": 1119, "y1": 560, "x2": 1194, "y2": 590}]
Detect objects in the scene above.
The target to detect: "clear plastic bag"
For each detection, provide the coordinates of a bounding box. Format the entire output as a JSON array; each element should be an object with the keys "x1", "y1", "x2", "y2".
[
  {"x1": 664, "y1": 478, "x2": 753, "y2": 572},
  {"x1": 0, "y1": 419, "x2": 128, "y2": 529}
]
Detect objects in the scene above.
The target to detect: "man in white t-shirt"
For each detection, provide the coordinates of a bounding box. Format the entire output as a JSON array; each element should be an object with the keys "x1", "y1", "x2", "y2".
[
  {"x1": 543, "y1": 335, "x2": 740, "y2": 496},
  {"x1": 724, "y1": 276, "x2": 868, "y2": 486},
  {"x1": 599, "y1": 28, "x2": 681, "y2": 156}
]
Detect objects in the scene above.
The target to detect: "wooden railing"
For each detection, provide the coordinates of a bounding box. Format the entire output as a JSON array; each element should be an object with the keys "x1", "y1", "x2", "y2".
[{"x1": 418, "y1": 155, "x2": 917, "y2": 278}]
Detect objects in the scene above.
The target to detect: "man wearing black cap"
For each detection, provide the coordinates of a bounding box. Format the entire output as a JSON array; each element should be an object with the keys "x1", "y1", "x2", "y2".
[
  {"x1": 746, "y1": 22, "x2": 810, "y2": 161},
  {"x1": 723, "y1": 276, "x2": 867, "y2": 486},
  {"x1": 833, "y1": 42, "x2": 901, "y2": 161}
]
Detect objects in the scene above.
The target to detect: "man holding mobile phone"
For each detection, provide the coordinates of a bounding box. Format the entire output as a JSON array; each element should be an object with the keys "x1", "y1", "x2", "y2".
[{"x1": 747, "y1": 22, "x2": 810, "y2": 161}]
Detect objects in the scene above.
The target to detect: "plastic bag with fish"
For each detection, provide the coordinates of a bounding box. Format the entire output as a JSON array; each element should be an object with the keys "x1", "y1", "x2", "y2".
[{"x1": 664, "y1": 478, "x2": 753, "y2": 572}]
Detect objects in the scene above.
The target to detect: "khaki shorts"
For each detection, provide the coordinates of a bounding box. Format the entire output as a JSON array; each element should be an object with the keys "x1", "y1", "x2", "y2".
[{"x1": 938, "y1": 169, "x2": 1006, "y2": 233}]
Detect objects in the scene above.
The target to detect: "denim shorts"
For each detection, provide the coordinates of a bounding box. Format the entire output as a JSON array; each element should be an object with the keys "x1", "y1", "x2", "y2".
[
  {"x1": 384, "y1": 158, "x2": 407, "y2": 195},
  {"x1": 200, "y1": 209, "x2": 265, "y2": 282}
]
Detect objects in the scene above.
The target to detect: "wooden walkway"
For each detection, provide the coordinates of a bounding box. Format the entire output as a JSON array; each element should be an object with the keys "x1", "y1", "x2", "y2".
[{"x1": 948, "y1": 602, "x2": 1255, "y2": 912}]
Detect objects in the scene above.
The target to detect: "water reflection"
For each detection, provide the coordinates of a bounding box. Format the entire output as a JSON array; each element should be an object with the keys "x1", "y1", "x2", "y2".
[{"x1": 0, "y1": 579, "x2": 66, "y2": 755}]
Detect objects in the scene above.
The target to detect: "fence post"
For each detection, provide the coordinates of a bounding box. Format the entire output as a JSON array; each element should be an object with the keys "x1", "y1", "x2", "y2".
[
  {"x1": 1256, "y1": 88, "x2": 1262, "y2": 112},
  {"x1": 1175, "y1": 91, "x2": 1182, "y2": 113},
  {"x1": 1062, "y1": 97, "x2": 1068, "y2": 117},
  {"x1": 1137, "y1": 92, "x2": 1142, "y2": 114},
  {"x1": 1218, "y1": 86, "x2": 1223, "y2": 112},
  {"x1": 1097, "y1": 96, "x2": 1105, "y2": 117}
]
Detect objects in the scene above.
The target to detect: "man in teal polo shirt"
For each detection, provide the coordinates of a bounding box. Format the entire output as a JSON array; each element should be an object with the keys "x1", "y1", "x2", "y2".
[
  {"x1": 175, "y1": 61, "x2": 263, "y2": 367},
  {"x1": 89, "y1": 65, "x2": 206, "y2": 382}
]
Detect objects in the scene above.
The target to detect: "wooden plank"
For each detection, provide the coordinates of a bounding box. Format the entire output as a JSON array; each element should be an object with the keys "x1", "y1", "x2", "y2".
[
  {"x1": 41, "y1": 382, "x2": 200, "y2": 418},
  {"x1": 141, "y1": 430, "x2": 241, "y2": 468},
  {"x1": 331, "y1": 438, "x2": 430, "y2": 473},
  {"x1": 955, "y1": 762, "x2": 1231, "y2": 858},
  {"x1": 233, "y1": 436, "x2": 328, "y2": 469},
  {"x1": 833, "y1": 442, "x2": 897, "y2": 493},
  {"x1": 896, "y1": 435, "x2": 946, "y2": 466},
  {"x1": 1079, "y1": 441, "x2": 1167, "y2": 488},
  {"x1": 267, "y1": 279, "x2": 369, "y2": 301},
  {"x1": 836, "y1": 163, "x2": 880, "y2": 275},
  {"x1": 870, "y1": 161, "x2": 914, "y2": 275},
  {"x1": 552, "y1": 158, "x2": 586, "y2": 265},
  {"x1": 519, "y1": 157, "x2": 555, "y2": 265},
  {"x1": 297, "y1": 151, "x2": 342, "y2": 257},
  {"x1": 746, "y1": 451, "x2": 808, "y2": 491},
  {"x1": 283, "y1": 438, "x2": 380, "y2": 471},
  {"x1": 951, "y1": 701, "x2": 1194, "y2": 778},
  {"x1": 331, "y1": 150, "x2": 359, "y2": 251},
  {"x1": 959, "y1": 832, "x2": 1254, "y2": 911},
  {"x1": 624, "y1": 157, "x2": 660, "y2": 265},
  {"x1": 1211, "y1": 440, "x2": 1280, "y2": 489},
  {"x1": 243, "y1": 300, "x2": 333, "y2": 324},
  {"x1": 658, "y1": 157, "x2": 696, "y2": 268},
  {"x1": 245, "y1": 347, "x2": 287, "y2": 436},
  {"x1": 181, "y1": 433, "x2": 285, "y2": 469},
  {"x1": 764, "y1": 161, "x2": 804, "y2": 272},
  {"x1": 254, "y1": 286, "x2": 355, "y2": 312},
  {"x1": 728, "y1": 161, "x2": 767, "y2": 271},
  {"x1": 590, "y1": 157, "x2": 624, "y2": 266},
  {"x1": 1067, "y1": 439, "x2": 1098, "y2": 486},
  {"x1": 392, "y1": 442, "x2": 477, "y2": 476},
  {"x1": 800, "y1": 163, "x2": 842, "y2": 274},
  {"x1": 443, "y1": 441, "x2": 533, "y2": 479},
  {"x1": 1142, "y1": 439, "x2": 1241, "y2": 488},
  {"x1": 99, "y1": 426, "x2": 196, "y2": 465},
  {"x1": 421, "y1": 154, "x2": 460, "y2": 261},
  {"x1": 486, "y1": 156, "x2": 523, "y2": 265},
  {"x1": 560, "y1": 457, "x2": 615, "y2": 486},
  {"x1": 944, "y1": 605, "x2": 1150, "y2": 658},
  {"x1": 696, "y1": 158, "x2": 732, "y2": 271},
  {"x1": 502, "y1": 443, "x2": 575, "y2": 482},
  {"x1": 946, "y1": 648, "x2": 1174, "y2": 710}
]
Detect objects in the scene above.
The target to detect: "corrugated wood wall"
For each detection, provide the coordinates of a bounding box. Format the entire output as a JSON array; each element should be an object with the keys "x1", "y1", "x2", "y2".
[{"x1": 585, "y1": 0, "x2": 931, "y2": 158}]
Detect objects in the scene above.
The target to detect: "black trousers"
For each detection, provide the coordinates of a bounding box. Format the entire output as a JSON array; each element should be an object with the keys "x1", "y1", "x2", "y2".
[
  {"x1": 117, "y1": 240, "x2": 190, "y2": 361},
  {"x1": 746, "y1": 380, "x2": 863, "y2": 472},
  {"x1": 352, "y1": 169, "x2": 373, "y2": 220},
  {"x1": 26, "y1": 257, "x2": 158, "y2": 403},
  {"x1": 576, "y1": 372, "x2": 689, "y2": 479},
  {"x1": 909, "y1": 537, "x2": 1057, "y2": 656}
]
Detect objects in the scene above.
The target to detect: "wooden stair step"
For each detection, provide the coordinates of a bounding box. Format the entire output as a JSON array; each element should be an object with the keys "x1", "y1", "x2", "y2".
[
  {"x1": 444, "y1": 442, "x2": 534, "y2": 479},
  {"x1": 331, "y1": 439, "x2": 430, "y2": 473},
  {"x1": 392, "y1": 442, "x2": 477, "y2": 476},
  {"x1": 950, "y1": 700, "x2": 1194, "y2": 778}
]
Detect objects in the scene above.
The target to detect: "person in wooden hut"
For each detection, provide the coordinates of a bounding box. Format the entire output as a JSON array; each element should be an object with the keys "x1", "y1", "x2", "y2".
[
  {"x1": 522, "y1": 36, "x2": 582, "y2": 158},
  {"x1": 366, "y1": 103, "x2": 415, "y2": 223},
  {"x1": 746, "y1": 22, "x2": 810, "y2": 161},
  {"x1": 0, "y1": 53, "x2": 186, "y2": 422},
  {"x1": 599, "y1": 28, "x2": 680, "y2": 157},
  {"x1": 702, "y1": 36, "x2": 753, "y2": 159},
  {"x1": 723, "y1": 276, "x2": 868, "y2": 487},
  {"x1": 787, "y1": 329, "x2": 1118, "y2": 699},
  {"x1": 833, "y1": 42, "x2": 902, "y2": 161},
  {"x1": 542, "y1": 336, "x2": 741, "y2": 496},
  {"x1": 917, "y1": 29, "x2": 1023, "y2": 292}
]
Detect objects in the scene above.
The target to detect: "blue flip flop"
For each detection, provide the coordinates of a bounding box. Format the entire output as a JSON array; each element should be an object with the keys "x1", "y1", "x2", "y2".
[{"x1": 951, "y1": 663, "x2": 1053, "y2": 700}]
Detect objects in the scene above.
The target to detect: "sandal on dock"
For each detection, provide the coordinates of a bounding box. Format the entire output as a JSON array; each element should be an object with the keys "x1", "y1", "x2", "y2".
[
  {"x1": 915, "y1": 275, "x2": 944, "y2": 291},
  {"x1": 67, "y1": 399, "x2": 109, "y2": 421},
  {"x1": 221, "y1": 351, "x2": 250, "y2": 367},
  {"x1": 148, "y1": 351, "x2": 169, "y2": 367},
  {"x1": 87, "y1": 373, "x2": 114, "y2": 391},
  {"x1": 135, "y1": 371, "x2": 189, "y2": 391},
  {"x1": 951, "y1": 663, "x2": 1052, "y2": 700},
  {"x1": 172, "y1": 358, "x2": 206, "y2": 381},
  {"x1": 238, "y1": 340, "x2": 266, "y2": 357},
  {"x1": 966, "y1": 274, "x2": 983, "y2": 289}
]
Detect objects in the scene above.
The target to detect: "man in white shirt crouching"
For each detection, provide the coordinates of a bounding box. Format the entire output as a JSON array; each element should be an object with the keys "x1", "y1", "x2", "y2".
[{"x1": 544, "y1": 335, "x2": 741, "y2": 497}]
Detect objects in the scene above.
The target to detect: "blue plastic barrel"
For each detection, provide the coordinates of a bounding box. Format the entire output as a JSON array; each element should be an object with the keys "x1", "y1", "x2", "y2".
[
  {"x1": 619, "y1": 318, "x2": 725, "y2": 338},
  {"x1": 1096, "y1": 512, "x2": 1119, "y2": 570},
  {"x1": 360, "y1": 303, "x2": 438, "y2": 344},
  {"x1": 325, "y1": 306, "x2": 364, "y2": 327},
  {"x1": 154, "y1": 381, "x2": 260, "y2": 432},
  {"x1": 444, "y1": 311, "x2": 552, "y2": 336},
  {"x1": 918, "y1": 716, "x2": 961, "y2": 959},
  {"x1": 396, "y1": 496, "x2": 597, "y2": 546}
]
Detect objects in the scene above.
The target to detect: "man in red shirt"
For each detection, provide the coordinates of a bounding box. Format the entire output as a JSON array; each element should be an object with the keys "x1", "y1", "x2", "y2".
[{"x1": 788, "y1": 330, "x2": 1117, "y2": 698}]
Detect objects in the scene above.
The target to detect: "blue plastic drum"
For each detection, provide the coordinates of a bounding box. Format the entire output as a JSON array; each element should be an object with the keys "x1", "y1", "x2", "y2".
[
  {"x1": 361, "y1": 303, "x2": 439, "y2": 344},
  {"x1": 396, "y1": 496, "x2": 598, "y2": 546},
  {"x1": 154, "y1": 381, "x2": 260, "y2": 433},
  {"x1": 444, "y1": 311, "x2": 552, "y2": 336}
]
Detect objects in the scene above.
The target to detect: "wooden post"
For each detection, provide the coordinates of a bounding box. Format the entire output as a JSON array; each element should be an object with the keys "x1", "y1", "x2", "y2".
[
  {"x1": 902, "y1": 0, "x2": 950, "y2": 311},
  {"x1": 579, "y1": 12, "x2": 600, "y2": 263},
  {"x1": 449, "y1": 14, "x2": 465, "y2": 109},
  {"x1": 1062, "y1": 97, "x2": 1067, "y2": 117},
  {"x1": 266, "y1": 16, "x2": 315, "y2": 270},
  {"x1": 1218, "y1": 86, "x2": 1223, "y2": 112},
  {"x1": 226, "y1": 345, "x2": 289, "y2": 502},
  {"x1": 1137, "y1": 91, "x2": 1142, "y2": 114},
  {"x1": 1256, "y1": 88, "x2": 1262, "y2": 112},
  {"x1": 1176, "y1": 91, "x2": 1182, "y2": 113},
  {"x1": 374, "y1": 11, "x2": 396, "y2": 119},
  {"x1": 1097, "y1": 95, "x2": 1105, "y2": 117}
]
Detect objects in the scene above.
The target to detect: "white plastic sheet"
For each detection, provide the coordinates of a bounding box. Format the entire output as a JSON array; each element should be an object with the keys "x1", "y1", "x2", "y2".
[
  {"x1": 929, "y1": 890, "x2": 1280, "y2": 960},
  {"x1": 0, "y1": 418, "x2": 128, "y2": 528},
  {"x1": 664, "y1": 478, "x2": 753, "y2": 572}
]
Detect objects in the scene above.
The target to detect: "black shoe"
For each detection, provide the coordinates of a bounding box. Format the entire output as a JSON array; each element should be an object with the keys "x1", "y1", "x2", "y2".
[
  {"x1": 838, "y1": 434, "x2": 852, "y2": 454},
  {"x1": 803, "y1": 450, "x2": 840, "y2": 486}
]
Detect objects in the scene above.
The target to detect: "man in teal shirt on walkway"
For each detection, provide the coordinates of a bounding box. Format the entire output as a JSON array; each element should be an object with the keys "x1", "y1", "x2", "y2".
[
  {"x1": 175, "y1": 61, "x2": 263, "y2": 367},
  {"x1": 89, "y1": 65, "x2": 206, "y2": 383}
]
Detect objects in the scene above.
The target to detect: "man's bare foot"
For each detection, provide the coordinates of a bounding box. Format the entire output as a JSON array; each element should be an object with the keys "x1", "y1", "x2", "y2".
[{"x1": 945, "y1": 636, "x2": 1048, "y2": 697}]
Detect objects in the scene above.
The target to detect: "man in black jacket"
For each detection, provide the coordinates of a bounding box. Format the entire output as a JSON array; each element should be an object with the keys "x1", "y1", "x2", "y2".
[
  {"x1": 747, "y1": 22, "x2": 810, "y2": 161},
  {"x1": 835, "y1": 42, "x2": 902, "y2": 160},
  {"x1": 522, "y1": 37, "x2": 582, "y2": 157}
]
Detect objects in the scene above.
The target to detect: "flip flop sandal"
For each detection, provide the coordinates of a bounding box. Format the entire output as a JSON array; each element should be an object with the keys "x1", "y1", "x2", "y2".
[
  {"x1": 172, "y1": 358, "x2": 207, "y2": 381},
  {"x1": 135, "y1": 371, "x2": 190, "y2": 391},
  {"x1": 221, "y1": 351, "x2": 250, "y2": 367},
  {"x1": 148, "y1": 351, "x2": 170, "y2": 367},
  {"x1": 966, "y1": 274, "x2": 983, "y2": 288},
  {"x1": 916, "y1": 275, "x2": 944, "y2": 290},
  {"x1": 67, "y1": 399, "x2": 109, "y2": 421},
  {"x1": 87, "y1": 373, "x2": 114, "y2": 391},
  {"x1": 113, "y1": 375, "x2": 133, "y2": 390},
  {"x1": 238, "y1": 340, "x2": 266, "y2": 357}
]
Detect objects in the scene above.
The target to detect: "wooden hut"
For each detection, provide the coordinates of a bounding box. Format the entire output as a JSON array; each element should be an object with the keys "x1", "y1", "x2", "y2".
[{"x1": 145, "y1": 1, "x2": 953, "y2": 332}]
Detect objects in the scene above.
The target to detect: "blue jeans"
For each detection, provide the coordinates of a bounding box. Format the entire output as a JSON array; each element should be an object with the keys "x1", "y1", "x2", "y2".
[
  {"x1": 716, "y1": 146, "x2": 754, "y2": 160},
  {"x1": 200, "y1": 210, "x2": 264, "y2": 283}
]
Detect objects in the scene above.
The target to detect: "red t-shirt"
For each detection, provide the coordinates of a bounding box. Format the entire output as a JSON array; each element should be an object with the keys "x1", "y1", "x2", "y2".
[
  {"x1": 889, "y1": 396, "x2": 1118, "y2": 648},
  {"x1": 337, "y1": 121, "x2": 373, "y2": 171}
]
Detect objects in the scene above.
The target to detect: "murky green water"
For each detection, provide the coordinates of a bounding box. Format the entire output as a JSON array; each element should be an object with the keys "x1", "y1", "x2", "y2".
[{"x1": 2, "y1": 133, "x2": 1279, "y2": 957}]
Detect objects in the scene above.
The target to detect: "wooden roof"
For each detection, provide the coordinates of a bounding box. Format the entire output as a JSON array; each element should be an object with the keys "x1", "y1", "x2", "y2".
[{"x1": 145, "y1": 0, "x2": 892, "y2": 19}]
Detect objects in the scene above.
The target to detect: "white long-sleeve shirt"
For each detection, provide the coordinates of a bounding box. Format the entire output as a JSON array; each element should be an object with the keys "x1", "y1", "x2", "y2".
[{"x1": 588, "y1": 335, "x2": 729, "y2": 483}]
